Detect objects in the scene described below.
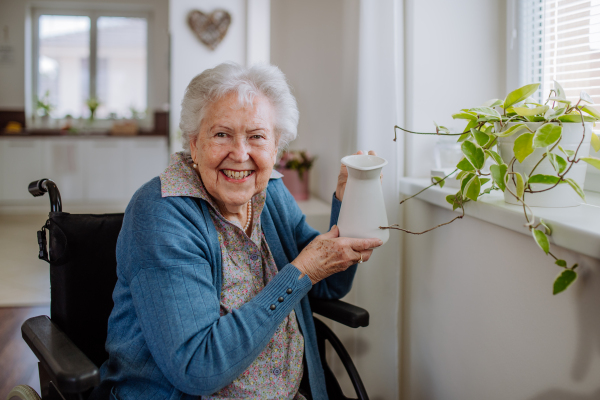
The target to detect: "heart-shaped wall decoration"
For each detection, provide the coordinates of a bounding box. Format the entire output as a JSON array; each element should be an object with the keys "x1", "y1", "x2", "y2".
[{"x1": 187, "y1": 9, "x2": 232, "y2": 51}]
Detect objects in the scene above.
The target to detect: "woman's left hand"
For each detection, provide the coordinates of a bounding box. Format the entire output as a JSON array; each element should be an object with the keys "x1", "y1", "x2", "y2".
[{"x1": 335, "y1": 150, "x2": 381, "y2": 202}]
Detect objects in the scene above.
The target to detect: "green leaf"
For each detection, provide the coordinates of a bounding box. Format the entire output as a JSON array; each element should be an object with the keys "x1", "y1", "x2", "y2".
[
  {"x1": 460, "y1": 173, "x2": 475, "y2": 194},
  {"x1": 533, "y1": 124, "x2": 562, "y2": 148},
  {"x1": 461, "y1": 141, "x2": 485, "y2": 170},
  {"x1": 485, "y1": 150, "x2": 503, "y2": 165},
  {"x1": 515, "y1": 172, "x2": 525, "y2": 200},
  {"x1": 452, "y1": 112, "x2": 477, "y2": 121},
  {"x1": 457, "y1": 157, "x2": 475, "y2": 171},
  {"x1": 558, "y1": 145, "x2": 575, "y2": 158},
  {"x1": 456, "y1": 170, "x2": 469, "y2": 180},
  {"x1": 434, "y1": 121, "x2": 449, "y2": 134},
  {"x1": 483, "y1": 187, "x2": 493, "y2": 194},
  {"x1": 464, "y1": 176, "x2": 481, "y2": 201},
  {"x1": 557, "y1": 114, "x2": 597, "y2": 123},
  {"x1": 555, "y1": 259, "x2": 567, "y2": 267},
  {"x1": 527, "y1": 116, "x2": 547, "y2": 122},
  {"x1": 581, "y1": 105, "x2": 600, "y2": 119},
  {"x1": 451, "y1": 191, "x2": 463, "y2": 210},
  {"x1": 433, "y1": 176, "x2": 446, "y2": 188},
  {"x1": 470, "y1": 106, "x2": 502, "y2": 121},
  {"x1": 483, "y1": 98, "x2": 503, "y2": 107},
  {"x1": 445, "y1": 194, "x2": 456, "y2": 205},
  {"x1": 472, "y1": 129, "x2": 491, "y2": 147},
  {"x1": 504, "y1": 83, "x2": 540, "y2": 109},
  {"x1": 458, "y1": 132, "x2": 471, "y2": 142},
  {"x1": 513, "y1": 105, "x2": 549, "y2": 116},
  {"x1": 544, "y1": 106, "x2": 567, "y2": 120},
  {"x1": 528, "y1": 174, "x2": 561, "y2": 185},
  {"x1": 580, "y1": 90, "x2": 594, "y2": 104},
  {"x1": 591, "y1": 133, "x2": 600, "y2": 152},
  {"x1": 490, "y1": 163, "x2": 507, "y2": 191},
  {"x1": 532, "y1": 229, "x2": 550, "y2": 254},
  {"x1": 540, "y1": 219, "x2": 552, "y2": 235},
  {"x1": 480, "y1": 178, "x2": 490, "y2": 186},
  {"x1": 548, "y1": 153, "x2": 567, "y2": 174},
  {"x1": 554, "y1": 80, "x2": 567, "y2": 100},
  {"x1": 495, "y1": 123, "x2": 528, "y2": 137},
  {"x1": 514, "y1": 133, "x2": 535, "y2": 163},
  {"x1": 564, "y1": 178, "x2": 586, "y2": 201},
  {"x1": 580, "y1": 157, "x2": 600, "y2": 170},
  {"x1": 553, "y1": 270, "x2": 577, "y2": 295}
]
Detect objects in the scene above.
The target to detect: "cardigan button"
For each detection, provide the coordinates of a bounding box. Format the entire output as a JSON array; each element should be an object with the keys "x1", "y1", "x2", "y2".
[
  {"x1": 270, "y1": 304, "x2": 276, "y2": 310},
  {"x1": 250, "y1": 254, "x2": 259, "y2": 261},
  {"x1": 286, "y1": 288, "x2": 293, "y2": 294},
  {"x1": 278, "y1": 297, "x2": 284, "y2": 303}
]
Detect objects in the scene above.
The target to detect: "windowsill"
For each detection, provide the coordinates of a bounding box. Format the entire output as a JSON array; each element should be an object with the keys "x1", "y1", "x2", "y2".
[{"x1": 399, "y1": 177, "x2": 600, "y2": 259}]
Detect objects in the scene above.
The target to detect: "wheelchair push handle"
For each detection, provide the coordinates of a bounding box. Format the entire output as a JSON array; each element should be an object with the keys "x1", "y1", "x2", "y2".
[{"x1": 28, "y1": 178, "x2": 62, "y2": 212}]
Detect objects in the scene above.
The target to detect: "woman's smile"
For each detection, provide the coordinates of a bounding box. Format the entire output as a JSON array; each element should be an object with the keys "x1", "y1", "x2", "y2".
[{"x1": 220, "y1": 169, "x2": 255, "y2": 181}]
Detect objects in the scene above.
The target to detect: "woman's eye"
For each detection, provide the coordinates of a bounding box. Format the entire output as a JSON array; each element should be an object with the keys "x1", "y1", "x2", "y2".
[
  {"x1": 251, "y1": 134, "x2": 264, "y2": 140},
  {"x1": 216, "y1": 132, "x2": 227, "y2": 138}
]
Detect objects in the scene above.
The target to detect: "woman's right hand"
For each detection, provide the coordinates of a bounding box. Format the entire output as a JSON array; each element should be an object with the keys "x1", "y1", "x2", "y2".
[{"x1": 291, "y1": 225, "x2": 383, "y2": 285}]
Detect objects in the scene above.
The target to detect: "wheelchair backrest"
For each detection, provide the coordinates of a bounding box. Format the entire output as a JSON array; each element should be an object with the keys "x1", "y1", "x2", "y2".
[{"x1": 46, "y1": 212, "x2": 124, "y2": 368}]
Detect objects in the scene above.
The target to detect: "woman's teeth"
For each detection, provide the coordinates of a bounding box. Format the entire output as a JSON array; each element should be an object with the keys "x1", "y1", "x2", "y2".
[{"x1": 222, "y1": 170, "x2": 253, "y2": 180}]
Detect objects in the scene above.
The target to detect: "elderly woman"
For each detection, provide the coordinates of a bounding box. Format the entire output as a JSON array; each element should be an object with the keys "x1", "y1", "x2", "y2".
[{"x1": 90, "y1": 63, "x2": 382, "y2": 400}]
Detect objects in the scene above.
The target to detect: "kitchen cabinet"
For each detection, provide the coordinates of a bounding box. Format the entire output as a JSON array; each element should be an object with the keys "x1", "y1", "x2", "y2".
[{"x1": 0, "y1": 136, "x2": 168, "y2": 208}]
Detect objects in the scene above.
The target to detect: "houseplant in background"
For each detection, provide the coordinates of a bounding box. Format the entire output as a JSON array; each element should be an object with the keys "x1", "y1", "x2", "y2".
[
  {"x1": 276, "y1": 150, "x2": 316, "y2": 201},
  {"x1": 390, "y1": 81, "x2": 600, "y2": 294},
  {"x1": 86, "y1": 97, "x2": 100, "y2": 121},
  {"x1": 35, "y1": 90, "x2": 54, "y2": 127}
]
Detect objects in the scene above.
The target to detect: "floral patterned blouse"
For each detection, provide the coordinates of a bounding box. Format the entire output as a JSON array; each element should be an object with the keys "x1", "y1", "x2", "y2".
[{"x1": 160, "y1": 152, "x2": 306, "y2": 399}]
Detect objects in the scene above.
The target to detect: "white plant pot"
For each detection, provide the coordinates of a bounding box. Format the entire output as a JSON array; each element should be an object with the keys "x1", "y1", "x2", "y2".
[
  {"x1": 337, "y1": 155, "x2": 389, "y2": 245},
  {"x1": 497, "y1": 122, "x2": 591, "y2": 207}
]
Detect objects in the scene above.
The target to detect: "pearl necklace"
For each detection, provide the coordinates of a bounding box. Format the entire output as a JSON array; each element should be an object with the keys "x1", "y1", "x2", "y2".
[{"x1": 244, "y1": 199, "x2": 252, "y2": 231}]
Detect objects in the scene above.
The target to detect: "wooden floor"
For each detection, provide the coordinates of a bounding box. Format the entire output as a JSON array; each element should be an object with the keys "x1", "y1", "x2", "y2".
[{"x1": 0, "y1": 306, "x2": 49, "y2": 397}]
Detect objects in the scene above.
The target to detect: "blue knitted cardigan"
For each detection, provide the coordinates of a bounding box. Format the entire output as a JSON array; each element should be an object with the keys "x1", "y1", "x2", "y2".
[{"x1": 90, "y1": 176, "x2": 357, "y2": 400}]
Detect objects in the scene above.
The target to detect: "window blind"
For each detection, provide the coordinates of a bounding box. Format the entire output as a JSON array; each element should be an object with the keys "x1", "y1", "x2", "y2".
[{"x1": 519, "y1": 0, "x2": 600, "y2": 104}]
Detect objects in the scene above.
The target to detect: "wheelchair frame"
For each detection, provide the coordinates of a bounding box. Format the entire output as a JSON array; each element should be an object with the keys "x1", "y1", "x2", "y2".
[{"x1": 11, "y1": 178, "x2": 371, "y2": 400}]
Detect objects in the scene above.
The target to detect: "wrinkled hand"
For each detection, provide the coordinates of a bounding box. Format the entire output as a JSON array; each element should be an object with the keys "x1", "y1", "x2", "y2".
[
  {"x1": 335, "y1": 150, "x2": 381, "y2": 201},
  {"x1": 292, "y1": 226, "x2": 383, "y2": 285}
]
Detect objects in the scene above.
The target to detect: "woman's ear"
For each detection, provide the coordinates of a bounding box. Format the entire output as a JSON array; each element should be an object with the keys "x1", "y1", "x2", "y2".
[{"x1": 189, "y1": 134, "x2": 199, "y2": 163}]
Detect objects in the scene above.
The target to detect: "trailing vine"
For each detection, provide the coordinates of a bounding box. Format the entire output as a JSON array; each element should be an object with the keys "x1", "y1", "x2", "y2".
[{"x1": 385, "y1": 82, "x2": 600, "y2": 294}]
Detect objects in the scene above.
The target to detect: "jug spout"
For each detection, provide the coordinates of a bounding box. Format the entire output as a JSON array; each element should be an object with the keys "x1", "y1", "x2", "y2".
[{"x1": 337, "y1": 155, "x2": 389, "y2": 245}]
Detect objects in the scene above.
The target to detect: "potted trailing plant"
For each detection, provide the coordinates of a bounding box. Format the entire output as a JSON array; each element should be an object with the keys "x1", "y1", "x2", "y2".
[
  {"x1": 276, "y1": 150, "x2": 316, "y2": 201},
  {"x1": 390, "y1": 81, "x2": 600, "y2": 294}
]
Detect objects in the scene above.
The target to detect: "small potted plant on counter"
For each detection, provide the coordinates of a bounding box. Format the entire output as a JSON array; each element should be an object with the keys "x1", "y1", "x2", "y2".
[
  {"x1": 391, "y1": 81, "x2": 600, "y2": 294},
  {"x1": 276, "y1": 150, "x2": 316, "y2": 201},
  {"x1": 36, "y1": 90, "x2": 54, "y2": 127},
  {"x1": 86, "y1": 97, "x2": 100, "y2": 121}
]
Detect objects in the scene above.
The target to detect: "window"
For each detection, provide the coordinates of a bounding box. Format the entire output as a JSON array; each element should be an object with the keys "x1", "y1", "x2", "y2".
[
  {"x1": 519, "y1": 0, "x2": 600, "y2": 191},
  {"x1": 33, "y1": 9, "x2": 148, "y2": 120}
]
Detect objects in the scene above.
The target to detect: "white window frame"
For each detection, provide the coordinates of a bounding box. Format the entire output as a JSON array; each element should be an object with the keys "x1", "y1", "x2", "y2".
[
  {"x1": 507, "y1": 0, "x2": 600, "y2": 193},
  {"x1": 29, "y1": 4, "x2": 152, "y2": 126}
]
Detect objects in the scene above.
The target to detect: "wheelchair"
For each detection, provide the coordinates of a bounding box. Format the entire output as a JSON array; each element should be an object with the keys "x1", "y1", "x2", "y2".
[{"x1": 7, "y1": 178, "x2": 371, "y2": 400}]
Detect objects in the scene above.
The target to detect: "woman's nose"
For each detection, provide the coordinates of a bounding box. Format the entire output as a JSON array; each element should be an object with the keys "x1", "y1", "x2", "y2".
[{"x1": 229, "y1": 137, "x2": 250, "y2": 162}]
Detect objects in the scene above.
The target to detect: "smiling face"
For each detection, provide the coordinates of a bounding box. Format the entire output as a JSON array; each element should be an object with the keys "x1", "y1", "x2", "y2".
[{"x1": 190, "y1": 92, "x2": 279, "y2": 214}]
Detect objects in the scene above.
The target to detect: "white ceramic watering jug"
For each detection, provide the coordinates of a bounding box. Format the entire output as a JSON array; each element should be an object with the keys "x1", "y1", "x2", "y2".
[{"x1": 337, "y1": 154, "x2": 389, "y2": 245}]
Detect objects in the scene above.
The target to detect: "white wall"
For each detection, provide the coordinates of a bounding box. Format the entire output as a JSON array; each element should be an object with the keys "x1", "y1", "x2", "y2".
[
  {"x1": 401, "y1": 1, "x2": 600, "y2": 400},
  {"x1": 0, "y1": 0, "x2": 169, "y2": 113},
  {"x1": 270, "y1": 0, "x2": 350, "y2": 201}
]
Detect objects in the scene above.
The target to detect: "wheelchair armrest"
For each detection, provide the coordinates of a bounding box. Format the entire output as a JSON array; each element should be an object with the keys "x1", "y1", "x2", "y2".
[
  {"x1": 22, "y1": 315, "x2": 100, "y2": 393},
  {"x1": 309, "y1": 297, "x2": 369, "y2": 328}
]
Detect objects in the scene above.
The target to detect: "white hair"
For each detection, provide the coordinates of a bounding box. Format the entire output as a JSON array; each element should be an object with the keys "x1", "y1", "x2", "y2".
[{"x1": 179, "y1": 62, "x2": 299, "y2": 153}]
